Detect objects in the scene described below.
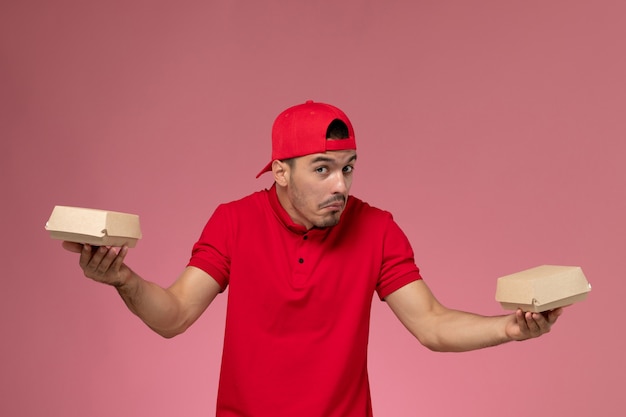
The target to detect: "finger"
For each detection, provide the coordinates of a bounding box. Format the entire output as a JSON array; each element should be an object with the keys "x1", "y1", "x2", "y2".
[
  {"x1": 531, "y1": 312, "x2": 551, "y2": 333},
  {"x1": 532, "y1": 311, "x2": 557, "y2": 337},
  {"x1": 547, "y1": 307, "x2": 564, "y2": 324},
  {"x1": 62, "y1": 241, "x2": 84, "y2": 253},
  {"x1": 93, "y1": 246, "x2": 120, "y2": 275},
  {"x1": 79, "y1": 244, "x2": 99, "y2": 270},
  {"x1": 524, "y1": 311, "x2": 542, "y2": 334},
  {"x1": 515, "y1": 309, "x2": 530, "y2": 333},
  {"x1": 109, "y1": 246, "x2": 128, "y2": 273},
  {"x1": 81, "y1": 245, "x2": 111, "y2": 276}
]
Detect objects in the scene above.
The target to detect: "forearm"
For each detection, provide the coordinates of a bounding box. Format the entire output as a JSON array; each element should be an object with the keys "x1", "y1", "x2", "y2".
[
  {"x1": 386, "y1": 281, "x2": 514, "y2": 352},
  {"x1": 116, "y1": 272, "x2": 188, "y2": 338},
  {"x1": 417, "y1": 308, "x2": 512, "y2": 352},
  {"x1": 65, "y1": 243, "x2": 219, "y2": 338}
]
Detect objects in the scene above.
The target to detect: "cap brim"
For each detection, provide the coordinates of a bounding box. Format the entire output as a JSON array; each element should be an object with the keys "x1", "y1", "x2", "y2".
[{"x1": 255, "y1": 161, "x2": 273, "y2": 178}]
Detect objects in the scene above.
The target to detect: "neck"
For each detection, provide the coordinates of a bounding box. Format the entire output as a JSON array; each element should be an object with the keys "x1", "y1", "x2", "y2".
[{"x1": 274, "y1": 182, "x2": 314, "y2": 230}]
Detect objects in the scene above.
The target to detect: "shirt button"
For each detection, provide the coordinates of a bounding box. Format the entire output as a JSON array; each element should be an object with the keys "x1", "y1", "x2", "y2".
[{"x1": 298, "y1": 258, "x2": 304, "y2": 264}]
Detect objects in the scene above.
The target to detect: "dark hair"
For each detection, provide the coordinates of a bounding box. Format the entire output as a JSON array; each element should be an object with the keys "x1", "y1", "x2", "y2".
[{"x1": 326, "y1": 119, "x2": 350, "y2": 139}]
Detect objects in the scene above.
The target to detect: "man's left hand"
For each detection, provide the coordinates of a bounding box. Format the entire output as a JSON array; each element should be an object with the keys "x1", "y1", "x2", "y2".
[{"x1": 506, "y1": 308, "x2": 564, "y2": 341}]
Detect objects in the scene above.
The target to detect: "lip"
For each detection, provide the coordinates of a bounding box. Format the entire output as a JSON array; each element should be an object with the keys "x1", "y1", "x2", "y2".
[
  {"x1": 322, "y1": 203, "x2": 344, "y2": 211},
  {"x1": 319, "y1": 194, "x2": 347, "y2": 212}
]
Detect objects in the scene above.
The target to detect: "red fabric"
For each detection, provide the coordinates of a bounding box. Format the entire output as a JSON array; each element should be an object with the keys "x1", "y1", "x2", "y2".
[
  {"x1": 256, "y1": 100, "x2": 356, "y2": 178},
  {"x1": 188, "y1": 186, "x2": 421, "y2": 416}
]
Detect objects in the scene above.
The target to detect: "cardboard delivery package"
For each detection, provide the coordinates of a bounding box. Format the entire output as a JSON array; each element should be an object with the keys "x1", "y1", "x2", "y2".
[
  {"x1": 495, "y1": 265, "x2": 591, "y2": 313},
  {"x1": 45, "y1": 206, "x2": 142, "y2": 248}
]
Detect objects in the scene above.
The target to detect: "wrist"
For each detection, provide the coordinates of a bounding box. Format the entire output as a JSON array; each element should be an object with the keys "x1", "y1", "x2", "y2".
[
  {"x1": 114, "y1": 270, "x2": 138, "y2": 293},
  {"x1": 500, "y1": 314, "x2": 515, "y2": 344}
]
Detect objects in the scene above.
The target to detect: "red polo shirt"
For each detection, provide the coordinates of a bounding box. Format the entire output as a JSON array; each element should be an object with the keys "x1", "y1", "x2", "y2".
[{"x1": 188, "y1": 185, "x2": 421, "y2": 416}]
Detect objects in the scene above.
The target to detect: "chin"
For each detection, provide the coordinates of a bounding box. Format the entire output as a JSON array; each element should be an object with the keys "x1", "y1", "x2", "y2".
[{"x1": 315, "y1": 213, "x2": 342, "y2": 228}]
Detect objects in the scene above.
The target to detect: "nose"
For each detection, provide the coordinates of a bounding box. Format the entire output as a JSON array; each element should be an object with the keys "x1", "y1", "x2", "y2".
[{"x1": 331, "y1": 172, "x2": 348, "y2": 194}]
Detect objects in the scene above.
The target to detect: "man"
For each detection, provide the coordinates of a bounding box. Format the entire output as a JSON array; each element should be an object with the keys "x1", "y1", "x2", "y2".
[{"x1": 63, "y1": 100, "x2": 562, "y2": 416}]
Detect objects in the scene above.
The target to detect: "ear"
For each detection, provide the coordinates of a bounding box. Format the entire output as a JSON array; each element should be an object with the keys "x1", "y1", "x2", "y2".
[{"x1": 272, "y1": 160, "x2": 290, "y2": 187}]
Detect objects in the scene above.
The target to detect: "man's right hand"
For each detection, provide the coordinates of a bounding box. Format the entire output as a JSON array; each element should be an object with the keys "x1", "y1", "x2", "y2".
[{"x1": 62, "y1": 241, "x2": 132, "y2": 288}]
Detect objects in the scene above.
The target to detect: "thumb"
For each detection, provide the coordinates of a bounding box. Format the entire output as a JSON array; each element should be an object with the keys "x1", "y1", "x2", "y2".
[
  {"x1": 62, "y1": 241, "x2": 85, "y2": 253},
  {"x1": 547, "y1": 307, "x2": 564, "y2": 324}
]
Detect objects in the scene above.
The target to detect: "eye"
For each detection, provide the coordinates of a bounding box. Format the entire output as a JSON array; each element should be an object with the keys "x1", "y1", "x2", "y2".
[
  {"x1": 343, "y1": 165, "x2": 354, "y2": 174},
  {"x1": 315, "y1": 166, "x2": 328, "y2": 174}
]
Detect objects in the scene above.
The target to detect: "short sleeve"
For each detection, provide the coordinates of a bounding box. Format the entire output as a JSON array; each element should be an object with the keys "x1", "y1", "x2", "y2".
[
  {"x1": 187, "y1": 204, "x2": 232, "y2": 290},
  {"x1": 376, "y1": 216, "x2": 422, "y2": 300}
]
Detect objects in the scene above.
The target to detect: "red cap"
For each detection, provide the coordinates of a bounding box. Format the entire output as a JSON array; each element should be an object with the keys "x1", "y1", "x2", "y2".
[{"x1": 256, "y1": 100, "x2": 356, "y2": 178}]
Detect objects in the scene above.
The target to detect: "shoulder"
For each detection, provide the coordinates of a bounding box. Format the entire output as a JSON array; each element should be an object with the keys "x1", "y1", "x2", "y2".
[
  {"x1": 341, "y1": 195, "x2": 395, "y2": 233},
  {"x1": 203, "y1": 189, "x2": 270, "y2": 230},
  {"x1": 199, "y1": 189, "x2": 271, "y2": 239},
  {"x1": 342, "y1": 195, "x2": 413, "y2": 243},
  {"x1": 345, "y1": 195, "x2": 392, "y2": 221},
  {"x1": 216, "y1": 189, "x2": 270, "y2": 212}
]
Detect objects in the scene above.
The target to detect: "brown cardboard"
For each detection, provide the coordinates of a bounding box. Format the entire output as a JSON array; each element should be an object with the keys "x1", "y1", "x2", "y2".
[
  {"x1": 495, "y1": 265, "x2": 591, "y2": 312},
  {"x1": 45, "y1": 206, "x2": 142, "y2": 248}
]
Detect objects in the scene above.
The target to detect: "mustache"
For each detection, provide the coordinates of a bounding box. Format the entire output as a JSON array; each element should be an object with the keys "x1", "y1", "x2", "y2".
[{"x1": 319, "y1": 195, "x2": 346, "y2": 209}]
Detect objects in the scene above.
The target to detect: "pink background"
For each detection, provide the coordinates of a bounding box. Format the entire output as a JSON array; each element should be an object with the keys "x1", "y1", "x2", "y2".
[{"x1": 2, "y1": 1, "x2": 624, "y2": 416}]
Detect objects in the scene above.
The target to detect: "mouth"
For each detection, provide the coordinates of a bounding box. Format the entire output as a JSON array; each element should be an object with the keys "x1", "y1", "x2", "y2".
[{"x1": 320, "y1": 196, "x2": 346, "y2": 211}]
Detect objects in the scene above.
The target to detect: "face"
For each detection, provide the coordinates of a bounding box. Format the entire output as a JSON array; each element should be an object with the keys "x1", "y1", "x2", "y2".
[{"x1": 275, "y1": 150, "x2": 357, "y2": 229}]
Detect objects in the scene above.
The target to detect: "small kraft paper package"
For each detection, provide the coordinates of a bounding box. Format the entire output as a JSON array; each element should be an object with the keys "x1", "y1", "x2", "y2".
[
  {"x1": 495, "y1": 265, "x2": 591, "y2": 313},
  {"x1": 45, "y1": 206, "x2": 142, "y2": 248}
]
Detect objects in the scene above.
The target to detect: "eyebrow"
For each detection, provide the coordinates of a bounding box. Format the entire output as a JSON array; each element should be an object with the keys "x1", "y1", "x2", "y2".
[{"x1": 310, "y1": 154, "x2": 358, "y2": 164}]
